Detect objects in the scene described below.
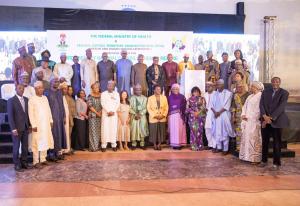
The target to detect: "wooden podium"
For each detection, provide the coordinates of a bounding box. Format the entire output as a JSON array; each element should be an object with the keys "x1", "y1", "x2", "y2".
[{"x1": 180, "y1": 70, "x2": 206, "y2": 98}]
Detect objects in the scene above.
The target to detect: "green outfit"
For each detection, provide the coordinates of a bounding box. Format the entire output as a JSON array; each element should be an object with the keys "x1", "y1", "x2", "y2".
[
  {"x1": 231, "y1": 92, "x2": 250, "y2": 151},
  {"x1": 130, "y1": 95, "x2": 149, "y2": 147}
]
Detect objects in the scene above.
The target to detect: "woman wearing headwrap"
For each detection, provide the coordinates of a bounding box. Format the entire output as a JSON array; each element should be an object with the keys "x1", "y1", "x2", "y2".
[
  {"x1": 230, "y1": 82, "x2": 250, "y2": 152},
  {"x1": 239, "y1": 81, "x2": 264, "y2": 163},
  {"x1": 167, "y1": 84, "x2": 187, "y2": 149}
]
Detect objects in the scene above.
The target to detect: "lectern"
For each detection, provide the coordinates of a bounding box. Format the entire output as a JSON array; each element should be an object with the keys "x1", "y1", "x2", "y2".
[{"x1": 180, "y1": 70, "x2": 206, "y2": 98}]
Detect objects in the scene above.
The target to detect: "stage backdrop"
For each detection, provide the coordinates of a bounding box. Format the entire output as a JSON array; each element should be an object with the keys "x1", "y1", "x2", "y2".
[
  {"x1": 0, "y1": 30, "x2": 259, "y2": 81},
  {"x1": 47, "y1": 30, "x2": 193, "y2": 66}
]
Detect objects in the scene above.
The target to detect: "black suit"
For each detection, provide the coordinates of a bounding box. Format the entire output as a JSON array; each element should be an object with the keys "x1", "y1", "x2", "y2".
[
  {"x1": 260, "y1": 87, "x2": 289, "y2": 166},
  {"x1": 7, "y1": 95, "x2": 30, "y2": 167}
]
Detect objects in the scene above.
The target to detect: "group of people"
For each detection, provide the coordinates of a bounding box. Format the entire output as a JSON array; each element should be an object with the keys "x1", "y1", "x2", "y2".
[{"x1": 7, "y1": 43, "x2": 289, "y2": 172}]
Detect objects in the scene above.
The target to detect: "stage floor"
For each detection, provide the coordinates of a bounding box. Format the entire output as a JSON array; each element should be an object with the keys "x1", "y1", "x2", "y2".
[{"x1": 1, "y1": 144, "x2": 300, "y2": 206}]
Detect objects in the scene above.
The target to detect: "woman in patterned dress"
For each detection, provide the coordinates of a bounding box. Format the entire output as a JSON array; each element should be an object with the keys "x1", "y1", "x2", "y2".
[
  {"x1": 186, "y1": 87, "x2": 206, "y2": 151},
  {"x1": 87, "y1": 82, "x2": 102, "y2": 152},
  {"x1": 231, "y1": 82, "x2": 250, "y2": 152},
  {"x1": 117, "y1": 90, "x2": 131, "y2": 150}
]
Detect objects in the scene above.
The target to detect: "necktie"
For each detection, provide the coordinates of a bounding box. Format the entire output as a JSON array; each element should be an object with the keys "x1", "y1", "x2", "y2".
[{"x1": 20, "y1": 97, "x2": 25, "y2": 112}]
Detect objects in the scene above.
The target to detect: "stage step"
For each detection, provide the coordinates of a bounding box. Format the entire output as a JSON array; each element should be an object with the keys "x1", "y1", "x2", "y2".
[
  {"x1": 0, "y1": 142, "x2": 13, "y2": 154},
  {"x1": 0, "y1": 154, "x2": 13, "y2": 164},
  {"x1": 0, "y1": 122, "x2": 10, "y2": 132},
  {"x1": 0, "y1": 132, "x2": 12, "y2": 142}
]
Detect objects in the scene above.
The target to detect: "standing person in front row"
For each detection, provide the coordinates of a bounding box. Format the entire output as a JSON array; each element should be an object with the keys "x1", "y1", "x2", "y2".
[
  {"x1": 204, "y1": 81, "x2": 216, "y2": 150},
  {"x1": 60, "y1": 82, "x2": 71, "y2": 155},
  {"x1": 88, "y1": 82, "x2": 102, "y2": 152},
  {"x1": 211, "y1": 79, "x2": 235, "y2": 155},
  {"x1": 65, "y1": 86, "x2": 76, "y2": 154},
  {"x1": 118, "y1": 90, "x2": 131, "y2": 151},
  {"x1": 46, "y1": 78, "x2": 66, "y2": 161},
  {"x1": 167, "y1": 83, "x2": 187, "y2": 150},
  {"x1": 147, "y1": 85, "x2": 168, "y2": 150},
  {"x1": 259, "y1": 77, "x2": 289, "y2": 170},
  {"x1": 7, "y1": 84, "x2": 31, "y2": 172},
  {"x1": 130, "y1": 84, "x2": 149, "y2": 150},
  {"x1": 146, "y1": 56, "x2": 165, "y2": 96},
  {"x1": 186, "y1": 86, "x2": 206, "y2": 151},
  {"x1": 101, "y1": 81, "x2": 120, "y2": 152},
  {"x1": 239, "y1": 81, "x2": 264, "y2": 163},
  {"x1": 73, "y1": 90, "x2": 88, "y2": 151},
  {"x1": 28, "y1": 81, "x2": 54, "y2": 168}
]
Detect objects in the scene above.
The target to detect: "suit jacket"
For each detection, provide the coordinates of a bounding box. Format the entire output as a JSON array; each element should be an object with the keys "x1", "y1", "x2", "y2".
[
  {"x1": 7, "y1": 95, "x2": 30, "y2": 132},
  {"x1": 260, "y1": 87, "x2": 289, "y2": 128}
]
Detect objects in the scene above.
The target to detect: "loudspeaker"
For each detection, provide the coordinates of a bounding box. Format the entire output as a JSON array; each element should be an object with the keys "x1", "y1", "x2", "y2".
[{"x1": 236, "y1": 2, "x2": 245, "y2": 16}]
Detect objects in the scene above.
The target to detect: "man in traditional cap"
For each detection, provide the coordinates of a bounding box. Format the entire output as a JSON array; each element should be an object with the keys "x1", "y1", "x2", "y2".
[
  {"x1": 12, "y1": 45, "x2": 35, "y2": 84},
  {"x1": 101, "y1": 80, "x2": 120, "y2": 152},
  {"x1": 46, "y1": 77, "x2": 67, "y2": 161},
  {"x1": 97, "y1": 52, "x2": 116, "y2": 91},
  {"x1": 211, "y1": 79, "x2": 234, "y2": 155},
  {"x1": 204, "y1": 81, "x2": 216, "y2": 150},
  {"x1": 129, "y1": 84, "x2": 149, "y2": 150},
  {"x1": 27, "y1": 43, "x2": 37, "y2": 67},
  {"x1": 28, "y1": 81, "x2": 54, "y2": 168},
  {"x1": 80, "y1": 48, "x2": 98, "y2": 95},
  {"x1": 178, "y1": 53, "x2": 195, "y2": 77},
  {"x1": 131, "y1": 54, "x2": 148, "y2": 96},
  {"x1": 116, "y1": 49, "x2": 133, "y2": 95},
  {"x1": 203, "y1": 50, "x2": 220, "y2": 83},
  {"x1": 53, "y1": 53, "x2": 73, "y2": 85},
  {"x1": 19, "y1": 71, "x2": 35, "y2": 98}
]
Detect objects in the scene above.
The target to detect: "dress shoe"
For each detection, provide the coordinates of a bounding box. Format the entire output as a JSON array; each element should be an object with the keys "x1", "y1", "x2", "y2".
[
  {"x1": 141, "y1": 146, "x2": 147, "y2": 150},
  {"x1": 258, "y1": 162, "x2": 267, "y2": 168},
  {"x1": 112, "y1": 147, "x2": 117, "y2": 152},
  {"x1": 271, "y1": 165, "x2": 280, "y2": 171},
  {"x1": 15, "y1": 165, "x2": 24, "y2": 172},
  {"x1": 101, "y1": 148, "x2": 106, "y2": 152},
  {"x1": 212, "y1": 148, "x2": 218, "y2": 153},
  {"x1": 21, "y1": 163, "x2": 33, "y2": 169},
  {"x1": 131, "y1": 146, "x2": 136, "y2": 150},
  {"x1": 222, "y1": 151, "x2": 229, "y2": 156},
  {"x1": 41, "y1": 161, "x2": 50, "y2": 166},
  {"x1": 57, "y1": 155, "x2": 65, "y2": 160},
  {"x1": 34, "y1": 163, "x2": 43, "y2": 169}
]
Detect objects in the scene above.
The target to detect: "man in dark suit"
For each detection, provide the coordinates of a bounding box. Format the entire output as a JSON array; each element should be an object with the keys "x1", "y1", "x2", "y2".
[
  {"x1": 7, "y1": 84, "x2": 31, "y2": 172},
  {"x1": 259, "y1": 77, "x2": 289, "y2": 170}
]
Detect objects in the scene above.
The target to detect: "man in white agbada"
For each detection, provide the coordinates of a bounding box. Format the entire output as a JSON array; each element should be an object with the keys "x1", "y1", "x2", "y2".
[
  {"x1": 53, "y1": 53, "x2": 73, "y2": 85},
  {"x1": 19, "y1": 71, "x2": 35, "y2": 152},
  {"x1": 80, "y1": 48, "x2": 98, "y2": 95},
  {"x1": 101, "y1": 81, "x2": 120, "y2": 152},
  {"x1": 211, "y1": 79, "x2": 235, "y2": 155},
  {"x1": 60, "y1": 82, "x2": 71, "y2": 155},
  {"x1": 204, "y1": 81, "x2": 216, "y2": 149},
  {"x1": 28, "y1": 81, "x2": 54, "y2": 168}
]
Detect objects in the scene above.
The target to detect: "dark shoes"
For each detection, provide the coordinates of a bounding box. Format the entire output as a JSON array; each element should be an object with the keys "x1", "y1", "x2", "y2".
[
  {"x1": 258, "y1": 162, "x2": 267, "y2": 168},
  {"x1": 15, "y1": 165, "x2": 24, "y2": 172},
  {"x1": 222, "y1": 151, "x2": 229, "y2": 156},
  {"x1": 141, "y1": 146, "x2": 147, "y2": 150},
  {"x1": 21, "y1": 163, "x2": 33, "y2": 169},
  {"x1": 101, "y1": 148, "x2": 106, "y2": 152},
  {"x1": 112, "y1": 147, "x2": 117, "y2": 152}
]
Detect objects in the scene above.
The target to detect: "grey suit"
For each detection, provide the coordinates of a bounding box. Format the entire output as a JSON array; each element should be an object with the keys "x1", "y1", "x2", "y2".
[{"x1": 260, "y1": 87, "x2": 289, "y2": 166}]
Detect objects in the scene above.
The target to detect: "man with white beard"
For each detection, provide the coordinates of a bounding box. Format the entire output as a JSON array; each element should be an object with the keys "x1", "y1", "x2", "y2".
[
  {"x1": 211, "y1": 79, "x2": 235, "y2": 155},
  {"x1": 28, "y1": 81, "x2": 54, "y2": 168},
  {"x1": 53, "y1": 53, "x2": 73, "y2": 85}
]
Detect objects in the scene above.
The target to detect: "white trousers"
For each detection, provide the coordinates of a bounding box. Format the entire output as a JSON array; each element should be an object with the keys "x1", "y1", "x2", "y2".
[
  {"x1": 216, "y1": 137, "x2": 229, "y2": 151},
  {"x1": 205, "y1": 128, "x2": 214, "y2": 148},
  {"x1": 32, "y1": 150, "x2": 47, "y2": 165}
]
